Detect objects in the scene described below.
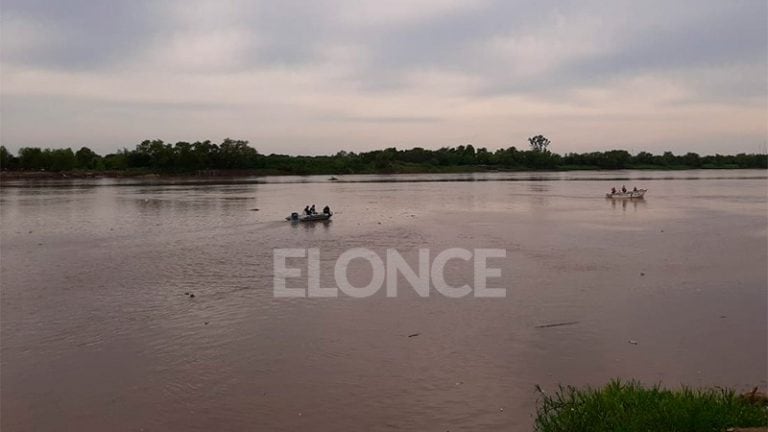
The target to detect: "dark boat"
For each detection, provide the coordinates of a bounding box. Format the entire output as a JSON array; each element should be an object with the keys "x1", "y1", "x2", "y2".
[
  {"x1": 606, "y1": 188, "x2": 647, "y2": 199},
  {"x1": 286, "y1": 212, "x2": 333, "y2": 222}
]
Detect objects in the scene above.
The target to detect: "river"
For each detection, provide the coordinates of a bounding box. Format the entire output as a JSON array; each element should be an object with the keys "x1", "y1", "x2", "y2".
[{"x1": 1, "y1": 170, "x2": 766, "y2": 431}]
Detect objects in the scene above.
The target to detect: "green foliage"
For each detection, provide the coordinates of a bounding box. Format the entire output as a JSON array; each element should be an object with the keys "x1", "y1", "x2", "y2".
[
  {"x1": 75, "y1": 147, "x2": 101, "y2": 169},
  {"x1": 1, "y1": 139, "x2": 766, "y2": 174},
  {"x1": 0, "y1": 146, "x2": 18, "y2": 169},
  {"x1": 17, "y1": 147, "x2": 77, "y2": 171},
  {"x1": 534, "y1": 380, "x2": 768, "y2": 432},
  {"x1": 49, "y1": 148, "x2": 77, "y2": 171}
]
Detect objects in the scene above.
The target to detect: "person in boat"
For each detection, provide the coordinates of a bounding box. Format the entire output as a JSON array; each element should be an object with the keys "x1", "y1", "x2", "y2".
[
  {"x1": 611, "y1": 187, "x2": 617, "y2": 194},
  {"x1": 633, "y1": 186, "x2": 638, "y2": 192},
  {"x1": 621, "y1": 185, "x2": 627, "y2": 193},
  {"x1": 310, "y1": 204, "x2": 316, "y2": 214},
  {"x1": 304, "y1": 205, "x2": 311, "y2": 215},
  {"x1": 323, "y1": 205, "x2": 331, "y2": 215}
]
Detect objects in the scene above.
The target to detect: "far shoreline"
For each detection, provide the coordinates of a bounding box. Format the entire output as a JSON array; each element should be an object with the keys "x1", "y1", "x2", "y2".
[{"x1": 2, "y1": 164, "x2": 766, "y2": 181}]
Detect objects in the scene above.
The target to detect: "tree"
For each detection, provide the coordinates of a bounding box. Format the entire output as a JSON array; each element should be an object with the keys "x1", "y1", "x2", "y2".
[
  {"x1": 528, "y1": 135, "x2": 551, "y2": 152},
  {"x1": 0, "y1": 146, "x2": 17, "y2": 169},
  {"x1": 18, "y1": 147, "x2": 44, "y2": 169},
  {"x1": 103, "y1": 151, "x2": 129, "y2": 170},
  {"x1": 218, "y1": 138, "x2": 258, "y2": 169},
  {"x1": 661, "y1": 151, "x2": 676, "y2": 166},
  {"x1": 475, "y1": 147, "x2": 490, "y2": 164},
  {"x1": 682, "y1": 152, "x2": 701, "y2": 168},
  {"x1": 48, "y1": 148, "x2": 77, "y2": 171},
  {"x1": 1, "y1": 139, "x2": 765, "y2": 174},
  {"x1": 633, "y1": 151, "x2": 654, "y2": 165},
  {"x1": 75, "y1": 147, "x2": 100, "y2": 169}
]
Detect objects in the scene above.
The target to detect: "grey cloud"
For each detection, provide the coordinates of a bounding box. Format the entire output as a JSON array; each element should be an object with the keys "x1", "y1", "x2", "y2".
[
  {"x1": 245, "y1": 1, "x2": 331, "y2": 65},
  {"x1": 1, "y1": 0, "x2": 348, "y2": 73},
  {"x1": 340, "y1": 0, "x2": 559, "y2": 90},
  {"x1": 1, "y1": 0, "x2": 162, "y2": 70},
  {"x1": 464, "y1": 1, "x2": 767, "y2": 100},
  {"x1": 1, "y1": 0, "x2": 765, "y2": 154},
  {"x1": 5, "y1": 0, "x2": 764, "y2": 84},
  {"x1": 355, "y1": 0, "x2": 553, "y2": 69},
  {"x1": 561, "y1": 2, "x2": 767, "y2": 82}
]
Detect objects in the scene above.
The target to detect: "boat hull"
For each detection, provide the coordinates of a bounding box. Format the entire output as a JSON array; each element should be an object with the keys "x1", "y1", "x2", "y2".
[
  {"x1": 300, "y1": 214, "x2": 332, "y2": 222},
  {"x1": 606, "y1": 189, "x2": 647, "y2": 199},
  {"x1": 287, "y1": 213, "x2": 333, "y2": 222}
]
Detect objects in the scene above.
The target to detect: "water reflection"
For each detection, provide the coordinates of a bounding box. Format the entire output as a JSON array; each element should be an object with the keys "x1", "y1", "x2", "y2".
[
  {"x1": 527, "y1": 183, "x2": 552, "y2": 193},
  {"x1": 2, "y1": 170, "x2": 764, "y2": 190},
  {"x1": 609, "y1": 198, "x2": 647, "y2": 211},
  {"x1": 290, "y1": 220, "x2": 333, "y2": 231}
]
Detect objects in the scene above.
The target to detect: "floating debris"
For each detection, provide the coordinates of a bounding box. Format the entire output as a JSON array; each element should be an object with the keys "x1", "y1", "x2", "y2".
[
  {"x1": 628, "y1": 339, "x2": 638, "y2": 345},
  {"x1": 535, "y1": 321, "x2": 579, "y2": 329},
  {"x1": 408, "y1": 333, "x2": 420, "y2": 338},
  {"x1": 250, "y1": 208, "x2": 260, "y2": 211},
  {"x1": 189, "y1": 293, "x2": 195, "y2": 298}
]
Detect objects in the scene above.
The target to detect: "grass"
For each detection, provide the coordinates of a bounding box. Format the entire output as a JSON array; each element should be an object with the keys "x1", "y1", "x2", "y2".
[{"x1": 534, "y1": 380, "x2": 767, "y2": 432}]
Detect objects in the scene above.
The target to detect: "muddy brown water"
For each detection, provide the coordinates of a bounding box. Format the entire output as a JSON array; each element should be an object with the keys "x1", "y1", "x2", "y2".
[{"x1": 1, "y1": 170, "x2": 766, "y2": 431}]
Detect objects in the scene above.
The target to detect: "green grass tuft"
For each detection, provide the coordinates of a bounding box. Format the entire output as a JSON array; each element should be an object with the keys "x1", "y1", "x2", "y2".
[{"x1": 534, "y1": 380, "x2": 767, "y2": 432}]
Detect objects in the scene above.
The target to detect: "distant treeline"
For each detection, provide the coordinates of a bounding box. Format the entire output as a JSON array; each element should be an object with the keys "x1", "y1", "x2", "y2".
[{"x1": 1, "y1": 137, "x2": 766, "y2": 175}]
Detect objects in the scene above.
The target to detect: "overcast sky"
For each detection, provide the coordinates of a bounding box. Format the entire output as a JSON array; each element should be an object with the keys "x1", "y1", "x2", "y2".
[{"x1": 1, "y1": 0, "x2": 766, "y2": 155}]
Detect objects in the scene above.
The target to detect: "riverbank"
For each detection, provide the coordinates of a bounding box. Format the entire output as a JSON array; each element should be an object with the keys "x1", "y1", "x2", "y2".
[
  {"x1": 534, "y1": 380, "x2": 768, "y2": 432},
  {"x1": 1, "y1": 163, "x2": 764, "y2": 180}
]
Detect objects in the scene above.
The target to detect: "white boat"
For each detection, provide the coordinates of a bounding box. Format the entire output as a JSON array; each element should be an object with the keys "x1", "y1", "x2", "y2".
[
  {"x1": 287, "y1": 212, "x2": 333, "y2": 222},
  {"x1": 606, "y1": 189, "x2": 647, "y2": 199}
]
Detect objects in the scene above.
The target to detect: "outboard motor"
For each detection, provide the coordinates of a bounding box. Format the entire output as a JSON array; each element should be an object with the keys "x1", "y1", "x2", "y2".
[{"x1": 290, "y1": 212, "x2": 299, "y2": 221}]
